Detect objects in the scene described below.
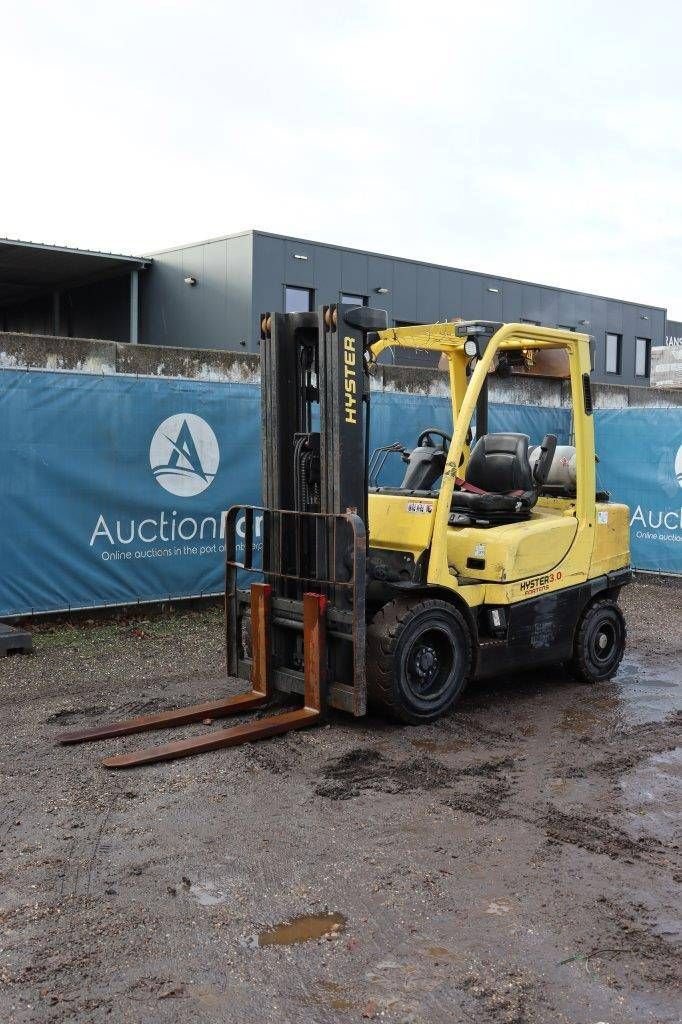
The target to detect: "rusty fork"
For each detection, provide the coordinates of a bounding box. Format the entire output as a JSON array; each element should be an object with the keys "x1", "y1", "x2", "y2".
[{"x1": 58, "y1": 585, "x2": 327, "y2": 770}]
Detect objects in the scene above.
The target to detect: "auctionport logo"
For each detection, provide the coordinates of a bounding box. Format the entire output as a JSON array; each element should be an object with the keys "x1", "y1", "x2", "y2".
[
  {"x1": 630, "y1": 443, "x2": 682, "y2": 544},
  {"x1": 149, "y1": 414, "x2": 219, "y2": 497}
]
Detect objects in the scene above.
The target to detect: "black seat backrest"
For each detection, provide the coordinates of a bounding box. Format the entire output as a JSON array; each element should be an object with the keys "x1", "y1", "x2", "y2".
[
  {"x1": 466, "y1": 433, "x2": 534, "y2": 494},
  {"x1": 401, "y1": 445, "x2": 446, "y2": 491}
]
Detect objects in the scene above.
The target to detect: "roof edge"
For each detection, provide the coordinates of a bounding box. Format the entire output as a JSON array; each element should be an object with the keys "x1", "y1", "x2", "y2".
[
  {"x1": 0, "y1": 237, "x2": 149, "y2": 266},
  {"x1": 145, "y1": 229, "x2": 253, "y2": 257}
]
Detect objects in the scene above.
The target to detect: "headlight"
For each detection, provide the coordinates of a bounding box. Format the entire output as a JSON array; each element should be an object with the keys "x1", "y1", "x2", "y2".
[{"x1": 464, "y1": 338, "x2": 479, "y2": 358}]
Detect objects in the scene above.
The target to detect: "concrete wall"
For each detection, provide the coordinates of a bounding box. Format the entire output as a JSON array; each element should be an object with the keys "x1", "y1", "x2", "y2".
[
  {"x1": 3, "y1": 331, "x2": 680, "y2": 409},
  {"x1": 0, "y1": 331, "x2": 258, "y2": 382}
]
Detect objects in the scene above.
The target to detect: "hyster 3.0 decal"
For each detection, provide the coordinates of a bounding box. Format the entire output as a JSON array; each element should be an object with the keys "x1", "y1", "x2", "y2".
[{"x1": 519, "y1": 571, "x2": 563, "y2": 596}]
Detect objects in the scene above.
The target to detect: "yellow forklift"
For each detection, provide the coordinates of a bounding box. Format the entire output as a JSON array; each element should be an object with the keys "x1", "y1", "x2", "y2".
[{"x1": 61, "y1": 308, "x2": 631, "y2": 767}]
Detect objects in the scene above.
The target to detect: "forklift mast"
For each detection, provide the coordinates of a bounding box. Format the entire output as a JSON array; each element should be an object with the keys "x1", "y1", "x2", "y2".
[
  {"x1": 261, "y1": 303, "x2": 386, "y2": 522},
  {"x1": 224, "y1": 303, "x2": 389, "y2": 717}
]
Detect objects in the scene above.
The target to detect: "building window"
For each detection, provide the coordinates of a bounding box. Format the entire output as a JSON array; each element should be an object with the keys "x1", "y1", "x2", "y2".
[
  {"x1": 284, "y1": 286, "x2": 314, "y2": 313},
  {"x1": 341, "y1": 293, "x2": 367, "y2": 306},
  {"x1": 635, "y1": 337, "x2": 651, "y2": 378},
  {"x1": 605, "y1": 332, "x2": 621, "y2": 374}
]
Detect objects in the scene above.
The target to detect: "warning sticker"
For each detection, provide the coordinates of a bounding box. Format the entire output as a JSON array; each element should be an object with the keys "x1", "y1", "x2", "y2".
[{"x1": 406, "y1": 501, "x2": 434, "y2": 514}]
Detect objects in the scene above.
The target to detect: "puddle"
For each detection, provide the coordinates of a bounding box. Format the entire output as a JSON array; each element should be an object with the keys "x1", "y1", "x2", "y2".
[
  {"x1": 615, "y1": 654, "x2": 681, "y2": 726},
  {"x1": 190, "y1": 881, "x2": 229, "y2": 907},
  {"x1": 558, "y1": 705, "x2": 604, "y2": 736},
  {"x1": 485, "y1": 900, "x2": 513, "y2": 916},
  {"x1": 317, "y1": 981, "x2": 352, "y2": 1011},
  {"x1": 620, "y1": 748, "x2": 682, "y2": 843},
  {"x1": 241, "y1": 912, "x2": 346, "y2": 948}
]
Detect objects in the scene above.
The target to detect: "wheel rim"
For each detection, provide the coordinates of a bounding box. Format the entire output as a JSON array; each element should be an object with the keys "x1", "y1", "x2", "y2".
[
  {"x1": 589, "y1": 615, "x2": 620, "y2": 667},
  {"x1": 403, "y1": 626, "x2": 456, "y2": 701}
]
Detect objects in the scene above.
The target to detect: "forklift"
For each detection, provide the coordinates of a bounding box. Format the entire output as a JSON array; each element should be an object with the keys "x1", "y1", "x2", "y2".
[{"x1": 60, "y1": 306, "x2": 631, "y2": 767}]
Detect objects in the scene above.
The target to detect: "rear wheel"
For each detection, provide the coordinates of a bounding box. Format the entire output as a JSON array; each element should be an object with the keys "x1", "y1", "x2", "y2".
[
  {"x1": 367, "y1": 598, "x2": 472, "y2": 724},
  {"x1": 569, "y1": 597, "x2": 626, "y2": 683}
]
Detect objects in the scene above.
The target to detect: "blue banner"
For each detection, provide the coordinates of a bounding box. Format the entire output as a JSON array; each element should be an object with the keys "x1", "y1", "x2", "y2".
[
  {"x1": 0, "y1": 370, "x2": 262, "y2": 615},
  {"x1": 595, "y1": 408, "x2": 682, "y2": 575},
  {"x1": 0, "y1": 369, "x2": 679, "y2": 616}
]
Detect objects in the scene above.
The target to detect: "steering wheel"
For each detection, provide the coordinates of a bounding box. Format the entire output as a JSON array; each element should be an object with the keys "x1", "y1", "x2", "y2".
[{"x1": 417, "y1": 427, "x2": 451, "y2": 450}]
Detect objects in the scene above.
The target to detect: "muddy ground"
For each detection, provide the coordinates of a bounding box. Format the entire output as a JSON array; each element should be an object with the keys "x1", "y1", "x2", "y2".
[{"x1": 0, "y1": 581, "x2": 679, "y2": 1023}]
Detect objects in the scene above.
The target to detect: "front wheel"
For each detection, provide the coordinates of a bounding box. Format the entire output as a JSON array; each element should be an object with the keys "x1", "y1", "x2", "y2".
[
  {"x1": 568, "y1": 597, "x2": 626, "y2": 683},
  {"x1": 367, "y1": 598, "x2": 472, "y2": 724}
]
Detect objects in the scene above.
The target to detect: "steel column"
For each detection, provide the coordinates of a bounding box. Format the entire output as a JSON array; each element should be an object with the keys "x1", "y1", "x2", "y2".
[{"x1": 129, "y1": 269, "x2": 139, "y2": 343}]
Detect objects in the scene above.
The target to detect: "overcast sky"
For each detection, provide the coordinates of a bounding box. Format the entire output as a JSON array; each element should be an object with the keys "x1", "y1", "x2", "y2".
[{"x1": 2, "y1": 1, "x2": 680, "y2": 315}]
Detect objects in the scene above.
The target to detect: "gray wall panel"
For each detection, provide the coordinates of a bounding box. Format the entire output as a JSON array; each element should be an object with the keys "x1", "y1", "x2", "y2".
[
  {"x1": 368, "y1": 255, "x2": 394, "y2": 321},
  {"x1": 341, "y1": 250, "x2": 368, "y2": 295},
  {"x1": 480, "y1": 278, "x2": 503, "y2": 322},
  {"x1": 589, "y1": 297, "x2": 609, "y2": 376},
  {"x1": 285, "y1": 239, "x2": 315, "y2": 287},
  {"x1": 393, "y1": 262, "x2": 418, "y2": 322},
  {"x1": 416, "y1": 265, "x2": 439, "y2": 324},
  {"x1": 461, "y1": 276, "x2": 482, "y2": 319},
  {"x1": 537, "y1": 288, "x2": 558, "y2": 326},
  {"x1": 201, "y1": 240, "x2": 228, "y2": 349},
  {"x1": 252, "y1": 233, "x2": 286, "y2": 342},
  {"x1": 314, "y1": 245, "x2": 343, "y2": 304},
  {"x1": 606, "y1": 300, "x2": 624, "y2": 334},
  {"x1": 521, "y1": 284, "x2": 544, "y2": 322},
  {"x1": 501, "y1": 281, "x2": 523, "y2": 323},
  {"x1": 557, "y1": 290, "x2": 576, "y2": 328},
  {"x1": 439, "y1": 269, "x2": 462, "y2": 320},
  {"x1": 227, "y1": 234, "x2": 253, "y2": 350}
]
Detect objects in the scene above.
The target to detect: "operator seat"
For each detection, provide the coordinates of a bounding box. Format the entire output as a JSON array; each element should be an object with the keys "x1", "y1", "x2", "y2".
[
  {"x1": 400, "y1": 443, "x2": 447, "y2": 491},
  {"x1": 451, "y1": 432, "x2": 557, "y2": 519}
]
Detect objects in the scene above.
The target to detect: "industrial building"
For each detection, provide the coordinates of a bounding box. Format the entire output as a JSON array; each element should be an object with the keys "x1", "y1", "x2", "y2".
[{"x1": 0, "y1": 231, "x2": 672, "y2": 386}]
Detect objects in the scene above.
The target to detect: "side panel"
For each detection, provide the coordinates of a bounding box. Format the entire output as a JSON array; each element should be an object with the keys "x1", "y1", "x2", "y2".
[
  {"x1": 368, "y1": 492, "x2": 436, "y2": 556},
  {"x1": 446, "y1": 513, "x2": 578, "y2": 583},
  {"x1": 475, "y1": 578, "x2": 610, "y2": 679},
  {"x1": 590, "y1": 503, "x2": 630, "y2": 578}
]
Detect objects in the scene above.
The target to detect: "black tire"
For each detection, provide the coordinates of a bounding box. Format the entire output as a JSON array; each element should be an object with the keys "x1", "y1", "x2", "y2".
[
  {"x1": 367, "y1": 597, "x2": 472, "y2": 724},
  {"x1": 568, "y1": 597, "x2": 626, "y2": 684}
]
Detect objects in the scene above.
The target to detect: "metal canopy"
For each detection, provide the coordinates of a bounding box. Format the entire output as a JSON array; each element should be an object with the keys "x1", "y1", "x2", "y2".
[{"x1": 0, "y1": 237, "x2": 149, "y2": 307}]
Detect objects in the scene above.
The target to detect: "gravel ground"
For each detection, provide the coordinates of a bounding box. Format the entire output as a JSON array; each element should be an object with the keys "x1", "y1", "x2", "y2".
[{"x1": 0, "y1": 581, "x2": 680, "y2": 1024}]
